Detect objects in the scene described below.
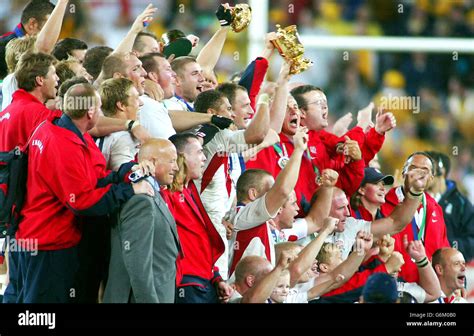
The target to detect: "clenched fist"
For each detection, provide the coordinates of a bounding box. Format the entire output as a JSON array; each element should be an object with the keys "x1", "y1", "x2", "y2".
[
  {"x1": 385, "y1": 251, "x2": 405, "y2": 275},
  {"x1": 319, "y1": 169, "x2": 339, "y2": 187}
]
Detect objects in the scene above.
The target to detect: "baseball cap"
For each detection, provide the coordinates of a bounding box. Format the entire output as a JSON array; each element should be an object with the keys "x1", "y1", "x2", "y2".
[
  {"x1": 361, "y1": 167, "x2": 394, "y2": 186},
  {"x1": 161, "y1": 29, "x2": 192, "y2": 58},
  {"x1": 362, "y1": 273, "x2": 398, "y2": 303}
]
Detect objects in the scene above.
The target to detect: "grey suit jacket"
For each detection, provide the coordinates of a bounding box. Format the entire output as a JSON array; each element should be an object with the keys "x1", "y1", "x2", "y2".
[{"x1": 103, "y1": 185, "x2": 181, "y2": 303}]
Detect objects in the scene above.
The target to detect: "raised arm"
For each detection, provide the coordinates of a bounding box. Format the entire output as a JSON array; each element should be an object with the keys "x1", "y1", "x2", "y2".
[
  {"x1": 404, "y1": 235, "x2": 442, "y2": 302},
  {"x1": 304, "y1": 169, "x2": 338, "y2": 234},
  {"x1": 242, "y1": 128, "x2": 279, "y2": 162},
  {"x1": 288, "y1": 217, "x2": 337, "y2": 287},
  {"x1": 265, "y1": 127, "x2": 307, "y2": 215},
  {"x1": 241, "y1": 251, "x2": 295, "y2": 303},
  {"x1": 89, "y1": 116, "x2": 151, "y2": 144},
  {"x1": 238, "y1": 33, "x2": 276, "y2": 110},
  {"x1": 35, "y1": 0, "x2": 69, "y2": 54},
  {"x1": 269, "y1": 59, "x2": 291, "y2": 133},
  {"x1": 169, "y1": 111, "x2": 232, "y2": 133},
  {"x1": 326, "y1": 231, "x2": 373, "y2": 286},
  {"x1": 243, "y1": 93, "x2": 269, "y2": 144},
  {"x1": 114, "y1": 4, "x2": 157, "y2": 54},
  {"x1": 371, "y1": 168, "x2": 428, "y2": 240},
  {"x1": 307, "y1": 273, "x2": 345, "y2": 300},
  {"x1": 196, "y1": 26, "x2": 230, "y2": 72}
]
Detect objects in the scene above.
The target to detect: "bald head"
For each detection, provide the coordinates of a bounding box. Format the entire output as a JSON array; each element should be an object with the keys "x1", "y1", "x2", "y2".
[
  {"x1": 138, "y1": 138, "x2": 178, "y2": 186},
  {"x1": 235, "y1": 256, "x2": 272, "y2": 289},
  {"x1": 432, "y1": 248, "x2": 466, "y2": 295},
  {"x1": 329, "y1": 187, "x2": 350, "y2": 232}
]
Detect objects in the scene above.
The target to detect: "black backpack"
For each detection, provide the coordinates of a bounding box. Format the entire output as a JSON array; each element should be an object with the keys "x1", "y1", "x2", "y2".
[{"x1": 0, "y1": 121, "x2": 45, "y2": 239}]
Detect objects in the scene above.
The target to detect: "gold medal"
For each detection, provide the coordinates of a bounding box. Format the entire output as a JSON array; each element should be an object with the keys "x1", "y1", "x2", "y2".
[{"x1": 278, "y1": 157, "x2": 290, "y2": 169}]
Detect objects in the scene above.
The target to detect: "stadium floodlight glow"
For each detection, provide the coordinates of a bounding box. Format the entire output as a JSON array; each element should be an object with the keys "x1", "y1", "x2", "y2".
[
  {"x1": 246, "y1": 0, "x2": 474, "y2": 63},
  {"x1": 247, "y1": 0, "x2": 269, "y2": 61},
  {"x1": 298, "y1": 35, "x2": 474, "y2": 53}
]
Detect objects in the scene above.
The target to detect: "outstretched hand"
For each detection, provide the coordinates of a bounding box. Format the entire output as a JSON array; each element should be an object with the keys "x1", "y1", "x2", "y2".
[
  {"x1": 293, "y1": 126, "x2": 309, "y2": 152},
  {"x1": 131, "y1": 4, "x2": 157, "y2": 33},
  {"x1": 375, "y1": 107, "x2": 396, "y2": 134},
  {"x1": 403, "y1": 234, "x2": 427, "y2": 262}
]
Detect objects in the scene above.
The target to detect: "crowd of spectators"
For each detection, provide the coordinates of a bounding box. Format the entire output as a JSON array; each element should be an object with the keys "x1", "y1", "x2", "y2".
[{"x1": 0, "y1": 0, "x2": 472, "y2": 304}]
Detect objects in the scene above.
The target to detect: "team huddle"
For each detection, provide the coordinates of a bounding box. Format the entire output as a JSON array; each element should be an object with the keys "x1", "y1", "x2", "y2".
[{"x1": 0, "y1": 1, "x2": 470, "y2": 304}]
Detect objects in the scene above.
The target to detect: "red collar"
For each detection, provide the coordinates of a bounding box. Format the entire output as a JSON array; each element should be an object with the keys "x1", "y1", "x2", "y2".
[{"x1": 11, "y1": 89, "x2": 44, "y2": 105}]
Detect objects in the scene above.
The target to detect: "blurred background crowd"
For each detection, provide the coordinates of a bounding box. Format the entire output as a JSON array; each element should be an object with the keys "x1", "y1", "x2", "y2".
[{"x1": 1, "y1": 0, "x2": 473, "y2": 201}]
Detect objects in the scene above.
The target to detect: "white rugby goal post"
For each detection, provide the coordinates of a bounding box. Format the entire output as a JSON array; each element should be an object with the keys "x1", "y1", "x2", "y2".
[{"x1": 247, "y1": 0, "x2": 474, "y2": 62}]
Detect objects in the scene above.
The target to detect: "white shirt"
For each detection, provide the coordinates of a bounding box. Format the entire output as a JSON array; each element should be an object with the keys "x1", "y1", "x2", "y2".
[
  {"x1": 285, "y1": 277, "x2": 317, "y2": 303},
  {"x1": 398, "y1": 281, "x2": 426, "y2": 303},
  {"x1": 228, "y1": 290, "x2": 243, "y2": 304},
  {"x1": 323, "y1": 217, "x2": 372, "y2": 260},
  {"x1": 163, "y1": 96, "x2": 191, "y2": 111},
  {"x1": 2, "y1": 74, "x2": 17, "y2": 110},
  {"x1": 98, "y1": 131, "x2": 139, "y2": 171},
  {"x1": 429, "y1": 291, "x2": 468, "y2": 304},
  {"x1": 228, "y1": 195, "x2": 279, "y2": 269},
  {"x1": 197, "y1": 129, "x2": 249, "y2": 227},
  {"x1": 195, "y1": 128, "x2": 249, "y2": 280},
  {"x1": 279, "y1": 218, "x2": 309, "y2": 243},
  {"x1": 139, "y1": 95, "x2": 176, "y2": 139}
]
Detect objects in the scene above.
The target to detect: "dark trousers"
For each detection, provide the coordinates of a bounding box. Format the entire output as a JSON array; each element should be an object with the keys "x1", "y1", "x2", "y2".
[
  {"x1": 3, "y1": 246, "x2": 78, "y2": 303},
  {"x1": 175, "y1": 275, "x2": 218, "y2": 304},
  {"x1": 71, "y1": 215, "x2": 111, "y2": 303}
]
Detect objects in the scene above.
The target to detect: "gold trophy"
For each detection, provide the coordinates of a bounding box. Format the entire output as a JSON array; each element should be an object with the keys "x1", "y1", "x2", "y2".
[
  {"x1": 271, "y1": 24, "x2": 313, "y2": 75},
  {"x1": 230, "y1": 4, "x2": 252, "y2": 33}
]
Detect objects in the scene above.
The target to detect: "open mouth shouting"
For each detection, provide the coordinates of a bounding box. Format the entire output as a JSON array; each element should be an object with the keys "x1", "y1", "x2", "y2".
[
  {"x1": 288, "y1": 116, "x2": 299, "y2": 131},
  {"x1": 456, "y1": 274, "x2": 466, "y2": 286}
]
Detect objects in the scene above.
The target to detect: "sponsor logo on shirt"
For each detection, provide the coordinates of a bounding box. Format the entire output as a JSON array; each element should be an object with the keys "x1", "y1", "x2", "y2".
[
  {"x1": 0, "y1": 112, "x2": 10, "y2": 122},
  {"x1": 32, "y1": 139, "x2": 44, "y2": 154}
]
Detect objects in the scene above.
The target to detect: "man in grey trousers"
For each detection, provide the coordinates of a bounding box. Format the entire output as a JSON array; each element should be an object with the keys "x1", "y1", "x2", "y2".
[{"x1": 104, "y1": 138, "x2": 182, "y2": 303}]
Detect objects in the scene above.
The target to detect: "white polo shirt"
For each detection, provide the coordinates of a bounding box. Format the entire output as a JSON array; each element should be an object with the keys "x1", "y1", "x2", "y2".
[{"x1": 139, "y1": 95, "x2": 176, "y2": 139}]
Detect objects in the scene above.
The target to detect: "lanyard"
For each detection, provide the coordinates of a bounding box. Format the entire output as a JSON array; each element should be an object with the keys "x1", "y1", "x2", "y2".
[
  {"x1": 305, "y1": 148, "x2": 320, "y2": 180},
  {"x1": 273, "y1": 142, "x2": 288, "y2": 158},
  {"x1": 411, "y1": 194, "x2": 427, "y2": 242},
  {"x1": 175, "y1": 95, "x2": 194, "y2": 111}
]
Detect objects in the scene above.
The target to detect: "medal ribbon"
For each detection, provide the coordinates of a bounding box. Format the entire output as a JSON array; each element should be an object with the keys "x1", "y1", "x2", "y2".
[
  {"x1": 305, "y1": 148, "x2": 321, "y2": 181},
  {"x1": 272, "y1": 142, "x2": 288, "y2": 158},
  {"x1": 411, "y1": 193, "x2": 427, "y2": 242}
]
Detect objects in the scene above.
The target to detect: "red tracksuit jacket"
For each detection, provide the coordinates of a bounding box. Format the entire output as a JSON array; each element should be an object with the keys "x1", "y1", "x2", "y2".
[
  {"x1": 0, "y1": 89, "x2": 62, "y2": 152},
  {"x1": 318, "y1": 126, "x2": 385, "y2": 166},
  {"x1": 307, "y1": 129, "x2": 365, "y2": 198},
  {"x1": 16, "y1": 116, "x2": 134, "y2": 250},
  {"x1": 161, "y1": 181, "x2": 225, "y2": 285},
  {"x1": 238, "y1": 57, "x2": 269, "y2": 112},
  {"x1": 381, "y1": 187, "x2": 450, "y2": 283}
]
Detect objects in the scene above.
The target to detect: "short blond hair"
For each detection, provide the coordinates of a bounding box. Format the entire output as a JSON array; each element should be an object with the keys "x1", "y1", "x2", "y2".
[
  {"x1": 316, "y1": 242, "x2": 337, "y2": 265},
  {"x1": 99, "y1": 78, "x2": 134, "y2": 117},
  {"x1": 101, "y1": 53, "x2": 130, "y2": 80},
  {"x1": 5, "y1": 36, "x2": 36, "y2": 74}
]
